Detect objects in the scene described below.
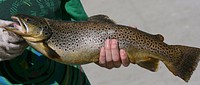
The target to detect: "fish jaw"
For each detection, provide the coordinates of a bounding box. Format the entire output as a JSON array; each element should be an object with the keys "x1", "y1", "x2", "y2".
[
  {"x1": 3, "y1": 16, "x2": 28, "y2": 36},
  {"x1": 11, "y1": 16, "x2": 27, "y2": 34}
]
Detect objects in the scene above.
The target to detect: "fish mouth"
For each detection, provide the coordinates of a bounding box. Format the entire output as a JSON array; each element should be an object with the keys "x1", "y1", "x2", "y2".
[
  {"x1": 12, "y1": 16, "x2": 27, "y2": 33},
  {"x1": 5, "y1": 16, "x2": 28, "y2": 35}
]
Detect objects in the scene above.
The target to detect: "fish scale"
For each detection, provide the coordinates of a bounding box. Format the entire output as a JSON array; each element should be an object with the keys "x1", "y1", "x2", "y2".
[{"x1": 3, "y1": 14, "x2": 200, "y2": 82}]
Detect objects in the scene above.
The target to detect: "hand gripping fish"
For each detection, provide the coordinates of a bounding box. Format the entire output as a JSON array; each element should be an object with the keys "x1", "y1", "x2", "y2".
[{"x1": 2, "y1": 14, "x2": 200, "y2": 82}]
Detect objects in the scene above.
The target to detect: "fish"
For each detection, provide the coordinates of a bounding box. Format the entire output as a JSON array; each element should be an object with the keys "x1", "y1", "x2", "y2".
[{"x1": 2, "y1": 14, "x2": 200, "y2": 82}]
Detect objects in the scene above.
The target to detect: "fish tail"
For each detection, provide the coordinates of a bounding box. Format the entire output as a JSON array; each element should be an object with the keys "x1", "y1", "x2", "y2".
[{"x1": 164, "y1": 45, "x2": 200, "y2": 82}]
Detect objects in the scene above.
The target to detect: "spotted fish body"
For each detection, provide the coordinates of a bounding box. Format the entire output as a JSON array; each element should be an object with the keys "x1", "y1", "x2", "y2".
[
  {"x1": 47, "y1": 20, "x2": 167, "y2": 64},
  {"x1": 3, "y1": 14, "x2": 200, "y2": 82}
]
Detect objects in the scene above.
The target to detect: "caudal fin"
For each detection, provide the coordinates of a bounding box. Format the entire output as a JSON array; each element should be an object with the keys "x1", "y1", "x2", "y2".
[{"x1": 164, "y1": 45, "x2": 200, "y2": 82}]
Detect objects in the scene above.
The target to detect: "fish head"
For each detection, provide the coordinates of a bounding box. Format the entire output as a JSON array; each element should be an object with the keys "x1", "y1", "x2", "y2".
[{"x1": 5, "y1": 14, "x2": 52, "y2": 42}]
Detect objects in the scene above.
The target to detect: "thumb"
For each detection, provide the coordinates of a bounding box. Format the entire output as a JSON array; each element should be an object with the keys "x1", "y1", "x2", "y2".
[{"x1": 0, "y1": 28, "x2": 24, "y2": 43}]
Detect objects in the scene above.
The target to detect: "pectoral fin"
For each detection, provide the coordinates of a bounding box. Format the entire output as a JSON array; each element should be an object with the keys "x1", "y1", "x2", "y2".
[{"x1": 26, "y1": 41, "x2": 61, "y2": 60}]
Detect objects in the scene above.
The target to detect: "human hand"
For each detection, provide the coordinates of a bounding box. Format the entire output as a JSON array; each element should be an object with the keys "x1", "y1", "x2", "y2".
[
  {"x1": 97, "y1": 39, "x2": 130, "y2": 69},
  {"x1": 0, "y1": 20, "x2": 28, "y2": 61}
]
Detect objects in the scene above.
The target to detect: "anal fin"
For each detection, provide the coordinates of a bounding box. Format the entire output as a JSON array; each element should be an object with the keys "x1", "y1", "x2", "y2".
[
  {"x1": 137, "y1": 58, "x2": 159, "y2": 72},
  {"x1": 126, "y1": 48, "x2": 160, "y2": 72}
]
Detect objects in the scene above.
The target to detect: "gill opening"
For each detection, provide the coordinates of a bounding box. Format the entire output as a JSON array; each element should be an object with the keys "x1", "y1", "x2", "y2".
[{"x1": 20, "y1": 19, "x2": 29, "y2": 33}]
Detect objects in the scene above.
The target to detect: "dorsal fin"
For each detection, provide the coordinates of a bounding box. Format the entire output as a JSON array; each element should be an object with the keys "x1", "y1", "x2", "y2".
[
  {"x1": 88, "y1": 15, "x2": 115, "y2": 24},
  {"x1": 154, "y1": 34, "x2": 164, "y2": 41}
]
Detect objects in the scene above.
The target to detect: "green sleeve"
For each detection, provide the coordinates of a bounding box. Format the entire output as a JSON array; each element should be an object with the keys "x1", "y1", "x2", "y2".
[
  {"x1": 0, "y1": 0, "x2": 91, "y2": 85},
  {"x1": 61, "y1": 0, "x2": 88, "y2": 21}
]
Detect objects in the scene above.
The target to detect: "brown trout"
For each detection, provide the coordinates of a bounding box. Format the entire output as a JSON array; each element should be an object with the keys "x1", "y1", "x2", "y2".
[{"x1": 2, "y1": 14, "x2": 200, "y2": 82}]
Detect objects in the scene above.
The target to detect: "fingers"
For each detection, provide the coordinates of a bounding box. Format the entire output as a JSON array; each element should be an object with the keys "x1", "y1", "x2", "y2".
[
  {"x1": 104, "y1": 39, "x2": 114, "y2": 69},
  {"x1": 98, "y1": 39, "x2": 129, "y2": 69},
  {"x1": 120, "y1": 49, "x2": 130, "y2": 67},
  {"x1": 110, "y1": 39, "x2": 121, "y2": 68},
  {"x1": 99, "y1": 47, "x2": 106, "y2": 67}
]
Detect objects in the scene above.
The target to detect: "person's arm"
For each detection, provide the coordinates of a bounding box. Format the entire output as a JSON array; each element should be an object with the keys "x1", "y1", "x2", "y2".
[{"x1": 0, "y1": 20, "x2": 28, "y2": 61}]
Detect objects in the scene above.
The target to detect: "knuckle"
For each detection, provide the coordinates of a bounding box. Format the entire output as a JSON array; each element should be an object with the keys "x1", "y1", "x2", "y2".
[
  {"x1": 99, "y1": 63, "x2": 106, "y2": 67},
  {"x1": 106, "y1": 67, "x2": 113, "y2": 69},
  {"x1": 106, "y1": 65, "x2": 113, "y2": 69},
  {"x1": 122, "y1": 59, "x2": 130, "y2": 67},
  {"x1": 114, "y1": 62, "x2": 121, "y2": 68},
  {"x1": 106, "y1": 61, "x2": 113, "y2": 65},
  {"x1": 99, "y1": 58, "x2": 106, "y2": 64},
  {"x1": 123, "y1": 63, "x2": 130, "y2": 67},
  {"x1": 115, "y1": 64, "x2": 121, "y2": 68},
  {"x1": 106, "y1": 59, "x2": 113, "y2": 63}
]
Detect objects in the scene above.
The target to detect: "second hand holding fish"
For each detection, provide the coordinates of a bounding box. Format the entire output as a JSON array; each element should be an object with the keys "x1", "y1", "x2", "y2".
[{"x1": 98, "y1": 39, "x2": 130, "y2": 69}]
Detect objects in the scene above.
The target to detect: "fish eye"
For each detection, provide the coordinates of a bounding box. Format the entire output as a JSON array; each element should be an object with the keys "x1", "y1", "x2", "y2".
[
  {"x1": 25, "y1": 18, "x2": 30, "y2": 22},
  {"x1": 44, "y1": 26, "x2": 48, "y2": 29},
  {"x1": 44, "y1": 32, "x2": 49, "y2": 36}
]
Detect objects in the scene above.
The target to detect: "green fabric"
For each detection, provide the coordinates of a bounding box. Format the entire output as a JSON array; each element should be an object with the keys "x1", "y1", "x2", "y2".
[
  {"x1": 64, "y1": 0, "x2": 88, "y2": 21},
  {"x1": 0, "y1": 0, "x2": 62, "y2": 20},
  {"x1": 0, "y1": 0, "x2": 90, "y2": 85}
]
